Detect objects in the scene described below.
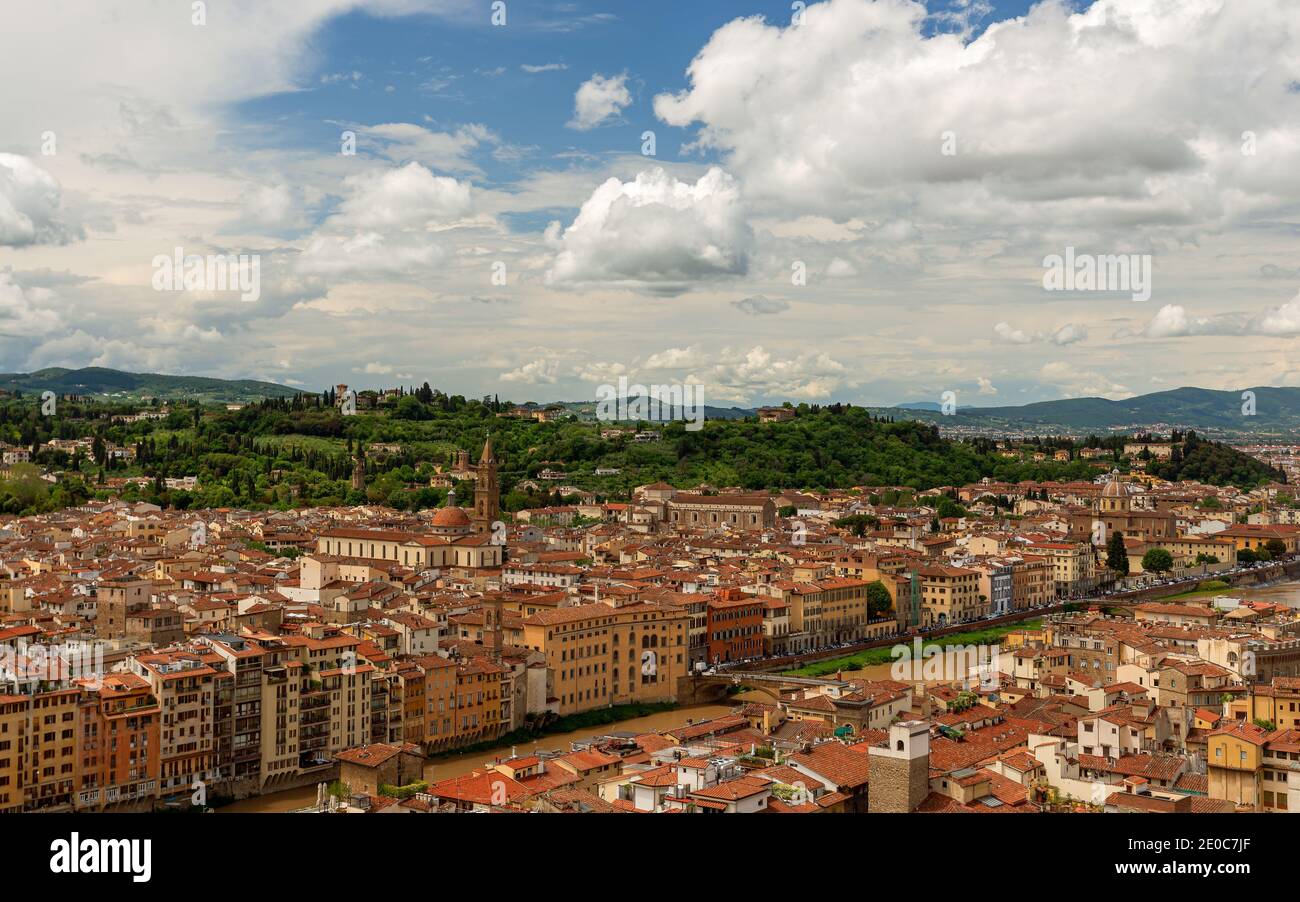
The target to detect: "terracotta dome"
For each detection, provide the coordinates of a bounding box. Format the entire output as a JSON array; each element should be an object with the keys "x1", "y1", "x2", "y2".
[
  {"x1": 1101, "y1": 477, "x2": 1133, "y2": 498},
  {"x1": 431, "y1": 506, "x2": 472, "y2": 528}
]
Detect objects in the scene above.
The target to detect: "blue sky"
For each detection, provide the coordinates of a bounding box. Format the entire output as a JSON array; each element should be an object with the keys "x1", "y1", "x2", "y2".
[{"x1": 2, "y1": 0, "x2": 1299, "y2": 408}]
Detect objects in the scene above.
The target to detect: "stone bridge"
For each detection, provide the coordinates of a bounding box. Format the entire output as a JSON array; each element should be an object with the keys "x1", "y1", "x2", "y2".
[{"x1": 676, "y1": 670, "x2": 851, "y2": 706}]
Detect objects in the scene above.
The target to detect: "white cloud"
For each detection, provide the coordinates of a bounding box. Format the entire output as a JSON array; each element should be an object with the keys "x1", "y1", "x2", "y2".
[
  {"x1": 1136, "y1": 293, "x2": 1300, "y2": 339},
  {"x1": 544, "y1": 167, "x2": 751, "y2": 295},
  {"x1": 333, "y1": 162, "x2": 472, "y2": 230},
  {"x1": 1049, "y1": 323, "x2": 1088, "y2": 346},
  {"x1": 653, "y1": 0, "x2": 1300, "y2": 235},
  {"x1": 993, "y1": 322, "x2": 1032, "y2": 344},
  {"x1": 500, "y1": 358, "x2": 559, "y2": 384},
  {"x1": 995, "y1": 320, "x2": 1089, "y2": 346},
  {"x1": 825, "y1": 257, "x2": 858, "y2": 278},
  {"x1": 297, "y1": 232, "x2": 443, "y2": 277},
  {"x1": 522, "y1": 62, "x2": 568, "y2": 73},
  {"x1": 361, "y1": 122, "x2": 503, "y2": 175},
  {"x1": 644, "y1": 347, "x2": 705, "y2": 370},
  {"x1": 568, "y1": 73, "x2": 632, "y2": 131},
  {"x1": 636, "y1": 344, "x2": 848, "y2": 402},
  {"x1": 0, "y1": 270, "x2": 62, "y2": 337},
  {"x1": 977, "y1": 376, "x2": 997, "y2": 395},
  {"x1": 0, "y1": 154, "x2": 82, "y2": 247}
]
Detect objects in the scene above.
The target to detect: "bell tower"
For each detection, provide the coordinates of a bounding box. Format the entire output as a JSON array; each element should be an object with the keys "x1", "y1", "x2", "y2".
[{"x1": 473, "y1": 434, "x2": 500, "y2": 534}]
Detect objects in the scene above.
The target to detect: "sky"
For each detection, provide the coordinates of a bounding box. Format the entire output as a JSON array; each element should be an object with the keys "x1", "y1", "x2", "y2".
[{"x1": 1, "y1": 0, "x2": 1299, "y2": 409}]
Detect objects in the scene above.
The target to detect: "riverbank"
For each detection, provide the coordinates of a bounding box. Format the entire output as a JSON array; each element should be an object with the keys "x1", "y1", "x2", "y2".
[
  {"x1": 215, "y1": 700, "x2": 739, "y2": 813},
  {"x1": 783, "y1": 619, "x2": 1043, "y2": 678},
  {"x1": 427, "y1": 701, "x2": 678, "y2": 759}
]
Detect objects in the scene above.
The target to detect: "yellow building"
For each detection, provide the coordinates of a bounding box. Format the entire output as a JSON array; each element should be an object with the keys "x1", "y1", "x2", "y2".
[
  {"x1": 523, "y1": 601, "x2": 689, "y2": 715},
  {"x1": 0, "y1": 694, "x2": 27, "y2": 812},
  {"x1": 917, "y1": 565, "x2": 983, "y2": 626},
  {"x1": 1027, "y1": 541, "x2": 1099, "y2": 597},
  {"x1": 26, "y1": 688, "x2": 79, "y2": 810},
  {"x1": 1233, "y1": 676, "x2": 1300, "y2": 732},
  {"x1": 1207, "y1": 720, "x2": 1266, "y2": 807}
]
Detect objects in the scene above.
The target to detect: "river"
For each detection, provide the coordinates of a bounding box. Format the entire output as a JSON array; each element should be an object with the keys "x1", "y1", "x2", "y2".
[{"x1": 219, "y1": 701, "x2": 744, "y2": 813}]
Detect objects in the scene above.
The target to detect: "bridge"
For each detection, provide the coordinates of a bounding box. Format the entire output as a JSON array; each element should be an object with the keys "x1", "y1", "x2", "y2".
[{"x1": 677, "y1": 670, "x2": 851, "y2": 705}]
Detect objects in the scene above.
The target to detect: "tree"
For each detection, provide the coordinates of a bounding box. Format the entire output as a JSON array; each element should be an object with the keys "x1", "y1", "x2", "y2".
[
  {"x1": 1265, "y1": 538, "x2": 1287, "y2": 558},
  {"x1": 1141, "y1": 548, "x2": 1174, "y2": 575},
  {"x1": 936, "y1": 497, "x2": 966, "y2": 520},
  {"x1": 1238, "y1": 548, "x2": 1257, "y2": 564},
  {"x1": 1105, "y1": 532, "x2": 1129, "y2": 577},
  {"x1": 865, "y1": 581, "x2": 893, "y2": 619}
]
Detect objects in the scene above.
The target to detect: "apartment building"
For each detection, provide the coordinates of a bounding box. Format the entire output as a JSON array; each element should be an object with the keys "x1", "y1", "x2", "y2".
[
  {"x1": 522, "y1": 601, "x2": 689, "y2": 715},
  {"x1": 130, "y1": 652, "x2": 218, "y2": 796},
  {"x1": 1009, "y1": 555, "x2": 1054, "y2": 609},
  {"x1": 76, "y1": 674, "x2": 161, "y2": 810},
  {"x1": 1027, "y1": 542, "x2": 1098, "y2": 597},
  {"x1": 917, "y1": 565, "x2": 983, "y2": 626},
  {"x1": 706, "y1": 589, "x2": 764, "y2": 664},
  {"x1": 761, "y1": 578, "x2": 870, "y2": 650},
  {"x1": 0, "y1": 694, "x2": 24, "y2": 812}
]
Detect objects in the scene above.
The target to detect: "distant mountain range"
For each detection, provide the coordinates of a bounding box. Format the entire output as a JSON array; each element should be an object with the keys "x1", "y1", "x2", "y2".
[
  {"x1": 878, "y1": 386, "x2": 1300, "y2": 435},
  {"x1": 0, "y1": 367, "x2": 300, "y2": 403}
]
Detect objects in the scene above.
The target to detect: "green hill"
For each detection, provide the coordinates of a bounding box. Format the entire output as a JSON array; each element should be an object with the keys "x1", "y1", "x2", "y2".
[
  {"x1": 873, "y1": 386, "x2": 1300, "y2": 435},
  {"x1": 0, "y1": 367, "x2": 300, "y2": 403}
]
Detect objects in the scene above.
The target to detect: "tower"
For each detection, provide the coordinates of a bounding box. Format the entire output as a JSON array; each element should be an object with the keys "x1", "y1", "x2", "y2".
[
  {"x1": 472, "y1": 434, "x2": 499, "y2": 534},
  {"x1": 351, "y1": 455, "x2": 366, "y2": 492},
  {"x1": 867, "y1": 721, "x2": 931, "y2": 813}
]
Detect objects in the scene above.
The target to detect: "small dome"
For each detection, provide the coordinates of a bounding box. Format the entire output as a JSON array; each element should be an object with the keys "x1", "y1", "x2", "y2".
[
  {"x1": 1101, "y1": 478, "x2": 1132, "y2": 498},
  {"x1": 431, "y1": 506, "x2": 472, "y2": 528}
]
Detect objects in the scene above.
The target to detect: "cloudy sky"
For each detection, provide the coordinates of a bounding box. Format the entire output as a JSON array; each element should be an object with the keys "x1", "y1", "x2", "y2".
[{"x1": 1, "y1": 0, "x2": 1299, "y2": 407}]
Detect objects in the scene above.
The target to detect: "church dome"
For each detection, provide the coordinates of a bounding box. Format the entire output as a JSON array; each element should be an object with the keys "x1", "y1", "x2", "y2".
[
  {"x1": 1101, "y1": 471, "x2": 1133, "y2": 497},
  {"x1": 431, "y1": 506, "x2": 472, "y2": 528}
]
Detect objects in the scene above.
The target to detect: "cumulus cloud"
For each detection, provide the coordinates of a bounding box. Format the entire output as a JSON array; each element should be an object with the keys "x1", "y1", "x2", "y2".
[
  {"x1": 1136, "y1": 293, "x2": 1300, "y2": 338},
  {"x1": 500, "y1": 358, "x2": 559, "y2": 384},
  {"x1": 653, "y1": 0, "x2": 1300, "y2": 234},
  {"x1": 706, "y1": 346, "x2": 849, "y2": 401},
  {"x1": 732, "y1": 295, "x2": 789, "y2": 316},
  {"x1": 293, "y1": 161, "x2": 473, "y2": 279},
  {"x1": 0, "y1": 154, "x2": 83, "y2": 247},
  {"x1": 0, "y1": 270, "x2": 62, "y2": 337},
  {"x1": 544, "y1": 167, "x2": 751, "y2": 295},
  {"x1": 333, "y1": 162, "x2": 472, "y2": 229},
  {"x1": 976, "y1": 376, "x2": 998, "y2": 395},
  {"x1": 993, "y1": 322, "x2": 1032, "y2": 344},
  {"x1": 636, "y1": 344, "x2": 848, "y2": 402},
  {"x1": 1049, "y1": 323, "x2": 1088, "y2": 346},
  {"x1": 568, "y1": 73, "x2": 632, "y2": 130},
  {"x1": 238, "y1": 183, "x2": 312, "y2": 233},
  {"x1": 994, "y1": 320, "x2": 1088, "y2": 345}
]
